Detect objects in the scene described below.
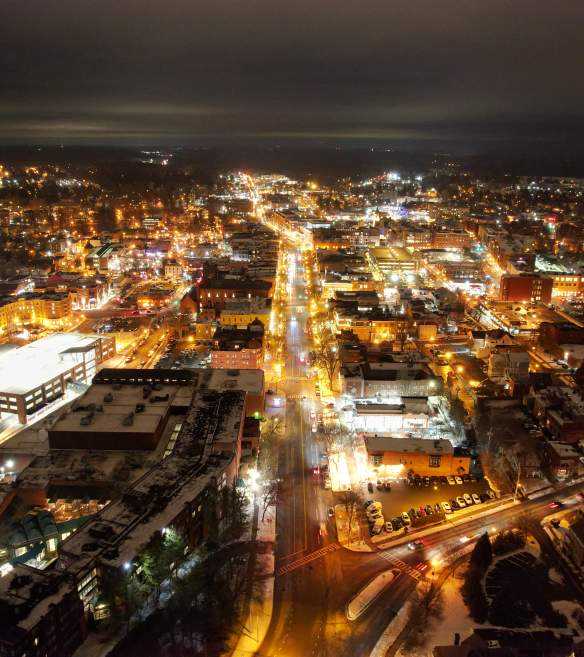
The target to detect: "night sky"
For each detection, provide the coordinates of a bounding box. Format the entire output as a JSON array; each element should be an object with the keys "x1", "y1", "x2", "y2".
[{"x1": 2, "y1": 1, "x2": 583, "y2": 153}]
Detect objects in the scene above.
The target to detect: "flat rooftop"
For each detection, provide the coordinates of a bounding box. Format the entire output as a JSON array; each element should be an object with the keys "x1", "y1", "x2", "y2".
[
  {"x1": 0, "y1": 333, "x2": 107, "y2": 396},
  {"x1": 482, "y1": 301, "x2": 571, "y2": 333},
  {"x1": 194, "y1": 368, "x2": 264, "y2": 396},
  {"x1": 48, "y1": 381, "x2": 194, "y2": 447},
  {"x1": 365, "y1": 435, "x2": 454, "y2": 454},
  {"x1": 0, "y1": 564, "x2": 72, "y2": 632},
  {"x1": 58, "y1": 389, "x2": 245, "y2": 572}
]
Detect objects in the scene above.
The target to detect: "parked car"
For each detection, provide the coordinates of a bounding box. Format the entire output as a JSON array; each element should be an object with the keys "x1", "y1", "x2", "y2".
[
  {"x1": 472, "y1": 493, "x2": 481, "y2": 505},
  {"x1": 439, "y1": 476, "x2": 448, "y2": 485},
  {"x1": 364, "y1": 499, "x2": 375, "y2": 508},
  {"x1": 450, "y1": 499, "x2": 460, "y2": 510},
  {"x1": 385, "y1": 521, "x2": 394, "y2": 533},
  {"x1": 455, "y1": 476, "x2": 463, "y2": 485},
  {"x1": 401, "y1": 512, "x2": 412, "y2": 526},
  {"x1": 392, "y1": 518, "x2": 403, "y2": 531},
  {"x1": 370, "y1": 518, "x2": 384, "y2": 535},
  {"x1": 383, "y1": 481, "x2": 392, "y2": 491},
  {"x1": 425, "y1": 505, "x2": 434, "y2": 515},
  {"x1": 434, "y1": 503, "x2": 442, "y2": 514},
  {"x1": 447, "y1": 476, "x2": 456, "y2": 485},
  {"x1": 456, "y1": 496, "x2": 467, "y2": 508},
  {"x1": 485, "y1": 489, "x2": 496, "y2": 500},
  {"x1": 366, "y1": 501, "x2": 382, "y2": 514},
  {"x1": 463, "y1": 493, "x2": 473, "y2": 506},
  {"x1": 462, "y1": 475, "x2": 471, "y2": 484},
  {"x1": 441, "y1": 501, "x2": 452, "y2": 513},
  {"x1": 376, "y1": 480, "x2": 384, "y2": 490},
  {"x1": 368, "y1": 511, "x2": 383, "y2": 523},
  {"x1": 479, "y1": 493, "x2": 490, "y2": 503},
  {"x1": 423, "y1": 476, "x2": 431, "y2": 486},
  {"x1": 367, "y1": 482, "x2": 374, "y2": 493}
]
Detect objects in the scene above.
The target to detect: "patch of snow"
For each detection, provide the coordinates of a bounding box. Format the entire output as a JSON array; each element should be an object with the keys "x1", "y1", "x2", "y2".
[
  {"x1": 396, "y1": 573, "x2": 476, "y2": 657},
  {"x1": 549, "y1": 567, "x2": 565, "y2": 585},
  {"x1": 370, "y1": 598, "x2": 415, "y2": 657},
  {"x1": 552, "y1": 600, "x2": 584, "y2": 636},
  {"x1": 347, "y1": 568, "x2": 401, "y2": 621}
]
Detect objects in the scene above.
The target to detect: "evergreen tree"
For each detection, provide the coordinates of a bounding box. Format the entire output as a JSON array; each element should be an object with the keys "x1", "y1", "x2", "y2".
[{"x1": 470, "y1": 532, "x2": 493, "y2": 572}]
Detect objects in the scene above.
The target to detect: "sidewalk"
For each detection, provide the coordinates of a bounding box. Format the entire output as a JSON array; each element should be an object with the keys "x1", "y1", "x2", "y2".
[
  {"x1": 232, "y1": 502, "x2": 276, "y2": 657},
  {"x1": 335, "y1": 504, "x2": 373, "y2": 552}
]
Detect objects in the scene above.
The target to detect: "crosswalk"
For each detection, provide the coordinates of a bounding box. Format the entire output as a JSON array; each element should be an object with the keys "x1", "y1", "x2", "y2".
[
  {"x1": 378, "y1": 550, "x2": 424, "y2": 580},
  {"x1": 277, "y1": 543, "x2": 341, "y2": 576}
]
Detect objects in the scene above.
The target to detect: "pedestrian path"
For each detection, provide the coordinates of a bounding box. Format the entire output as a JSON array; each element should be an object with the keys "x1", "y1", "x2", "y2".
[
  {"x1": 377, "y1": 550, "x2": 423, "y2": 580},
  {"x1": 277, "y1": 542, "x2": 340, "y2": 575}
]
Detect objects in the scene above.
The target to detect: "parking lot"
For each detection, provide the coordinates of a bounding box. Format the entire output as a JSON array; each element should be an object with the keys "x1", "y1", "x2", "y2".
[{"x1": 356, "y1": 476, "x2": 494, "y2": 528}]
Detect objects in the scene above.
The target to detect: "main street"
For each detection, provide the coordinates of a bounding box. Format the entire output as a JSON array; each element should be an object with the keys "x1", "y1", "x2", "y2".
[
  {"x1": 257, "y1": 241, "x2": 584, "y2": 657},
  {"x1": 260, "y1": 247, "x2": 425, "y2": 657}
]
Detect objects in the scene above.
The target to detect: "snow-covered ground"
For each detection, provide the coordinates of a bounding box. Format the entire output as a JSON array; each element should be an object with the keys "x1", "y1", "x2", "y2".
[
  {"x1": 552, "y1": 600, "x2": 584, "y2": 636},
  {"x1": 396, "y1": 571, "x2": 474, "y2": 657}
]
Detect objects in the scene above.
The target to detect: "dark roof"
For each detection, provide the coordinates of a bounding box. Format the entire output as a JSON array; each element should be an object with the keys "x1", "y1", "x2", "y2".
[
  {"x1": 570, "y1": 516, "x2": 584, "y2": 544},
  {"x1": 93, "y1": 368, "x2": 196, "y2": 385},
  {"x1": 200, "y1": 277, "x2": 272, "y2": 290}
]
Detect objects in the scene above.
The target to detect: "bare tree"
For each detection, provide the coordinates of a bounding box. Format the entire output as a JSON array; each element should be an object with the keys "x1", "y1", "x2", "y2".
[
  {"x1": 258, "y1": 417, "x2": 283, "y2": 479},
  {"x1": 320, "y1": 425, "x2": 341, "y2": 477},
  {"x1": 260, "y1": 480, "x2": 280, "y2": 522},
  {"x1": 311, "y1": 330, "x2": 341, "y2": 392},
  {"x1": 339, "y1": 488, "x2": 363, "y2": 544}
]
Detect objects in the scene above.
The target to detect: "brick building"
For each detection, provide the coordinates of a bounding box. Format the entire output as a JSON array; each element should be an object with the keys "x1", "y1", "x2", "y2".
[{"x1": 499, "y1": 273, "x2": 553, "y2": 304}]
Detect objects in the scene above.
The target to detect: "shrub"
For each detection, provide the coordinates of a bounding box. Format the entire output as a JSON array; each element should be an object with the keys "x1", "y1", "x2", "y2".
[{"x1": 492, "y1": 529, "x2": 526, "y2": 556}]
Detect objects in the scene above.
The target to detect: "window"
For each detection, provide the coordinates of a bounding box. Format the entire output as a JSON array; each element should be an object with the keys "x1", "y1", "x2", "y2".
[
  {"x1": 370, "y1": 454, "x2": 382, "y2": 466},
  {"x1": 429, "y1": 455, "x2": 441, "y2": 468}
]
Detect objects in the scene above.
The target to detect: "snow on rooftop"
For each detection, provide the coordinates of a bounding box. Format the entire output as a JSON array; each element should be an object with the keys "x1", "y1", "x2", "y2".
[{"x1": 0, "y1": 333, "x2": 105, "y2": 396}]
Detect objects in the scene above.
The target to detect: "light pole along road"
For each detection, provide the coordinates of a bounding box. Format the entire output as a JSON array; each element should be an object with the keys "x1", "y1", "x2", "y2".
[{"x1": 255, "y1": 244, "x2": 584, "y2": 657}]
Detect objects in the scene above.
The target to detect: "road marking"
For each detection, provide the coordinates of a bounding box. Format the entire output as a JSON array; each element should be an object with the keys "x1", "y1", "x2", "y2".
[
  {"x1": 277, "y1": 543, "x2": 341, "y2": 575},
  {"x1": 378, "y1": 550, "x2": 423, "y2": 580}
]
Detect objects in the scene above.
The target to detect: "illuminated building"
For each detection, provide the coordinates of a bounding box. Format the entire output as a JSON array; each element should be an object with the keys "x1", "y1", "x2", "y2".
[
  {"x1": 364, "y1": 435, "x2": 470, "y2": 477},
  {"x1": 499, "y1": 273, "x2": 553, "y2": 304},
  {"x1": 198, "y1": 277, "x2": 273, "y2": 310},
  {"x1": 219, "y1": 298, "x2": 271, "y2": 328},
  {"x1": 341, "y1": 361, "x2": 442, "y2": 397},
  {"x1": 0, "y1": 293, "x2": 72, "y2": 334},
  {"x1": 211, "y1": 322, "x2": 264, "y2": 370},
  {"x1": 334, "y1": 307, "x2": 411, "y2": 344},
  {"x1": 0, "y1": 333, "x2": 115, "y2": 425}
]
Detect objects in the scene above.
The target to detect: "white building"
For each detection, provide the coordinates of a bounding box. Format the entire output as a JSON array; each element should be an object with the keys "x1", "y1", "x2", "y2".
[{"x1": 0, "y1": 333, "x2": 115, "y2": 425}]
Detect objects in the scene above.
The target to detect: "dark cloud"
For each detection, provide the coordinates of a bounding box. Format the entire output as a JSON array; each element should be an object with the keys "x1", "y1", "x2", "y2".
[{"x1": 1, "y1": 0, "x2": 583, "y2": 151}]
